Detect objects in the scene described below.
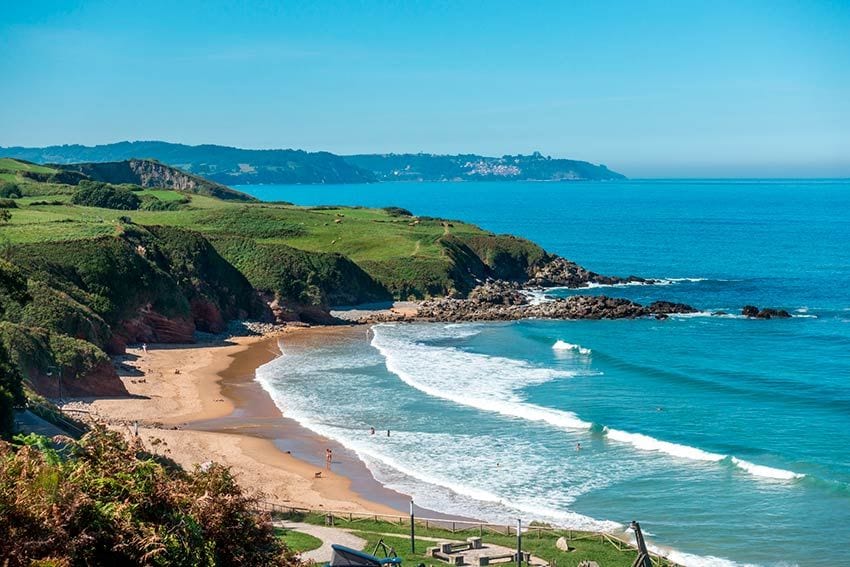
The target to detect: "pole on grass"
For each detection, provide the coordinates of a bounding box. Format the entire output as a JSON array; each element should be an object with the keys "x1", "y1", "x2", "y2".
[
  {"x1": 410, "y1": 499, "x2": 415, "y2": 553},
  {"x1": 516, "y1": 518, "x2": 522, "y2": 567}
]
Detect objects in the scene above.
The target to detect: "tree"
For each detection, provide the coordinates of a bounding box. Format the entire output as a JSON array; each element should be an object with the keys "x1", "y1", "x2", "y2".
[
  {"x1": 0, "y1": 260, "x2": 29, "y2": 437},
  {"x1": 0, "y1": 210, "x2": 10, "y2": 224}
]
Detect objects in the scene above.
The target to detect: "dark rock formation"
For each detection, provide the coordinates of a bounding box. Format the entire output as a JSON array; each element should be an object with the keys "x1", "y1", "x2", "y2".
[
  {"x1": 742, "y1": 305, "x2": 760, "y2": 317},
  {"x1": 527, "y1": 257, "x2": 653, "y2": 289},
  {"x1": 742, "y1": 306, "x2": 792, "y2": 319},
  {"x1": 647, "y1": 301, "x2": 699, "y2": 314},
  {"x1": 413, "y1": 283, "x2": 696, "y2": 322}
]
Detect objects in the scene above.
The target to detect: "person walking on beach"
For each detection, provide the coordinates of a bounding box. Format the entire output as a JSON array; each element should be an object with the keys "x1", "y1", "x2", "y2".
[
  {"x1": 142, "y1": 343, "x2": 147, "y2": 354},
  {"x1": 325, "y1": 448, "x2": 332, "y2": 469}
]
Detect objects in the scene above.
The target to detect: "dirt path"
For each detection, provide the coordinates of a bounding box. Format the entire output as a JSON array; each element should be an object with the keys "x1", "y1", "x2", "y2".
[{"x1": 275, "y1": 521, "x2": 367, "y2": 563}]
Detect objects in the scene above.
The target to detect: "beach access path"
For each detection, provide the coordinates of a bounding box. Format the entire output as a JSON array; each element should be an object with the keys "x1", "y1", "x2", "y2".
[{"x1": 275, "y1": 521, "x2": 367, "y2": 563}]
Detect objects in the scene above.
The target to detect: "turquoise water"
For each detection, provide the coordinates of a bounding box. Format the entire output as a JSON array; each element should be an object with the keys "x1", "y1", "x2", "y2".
[{"x1": 242, "y1": 180, "x2": 850, "y2": 566}]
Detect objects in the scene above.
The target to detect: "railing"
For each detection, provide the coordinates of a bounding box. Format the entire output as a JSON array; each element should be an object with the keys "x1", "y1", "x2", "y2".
[
  {"x1": 26, "y1": 400, "x2": 89, "y2": 438},
  {"x1": 255, "y1": 502, "x2": 680, "y2": 566}
]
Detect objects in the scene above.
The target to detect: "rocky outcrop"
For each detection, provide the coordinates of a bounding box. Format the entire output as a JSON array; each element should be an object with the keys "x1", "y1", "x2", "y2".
[
  {"x1": 55, "y1": 159, "x2": 255, "y2": 201},
  {"x1": 527, "y1": 257, "x2": 653, "y2": 288},
  {"x1": 413, "y1": 281, "x2": 696, "y2": 322},
  {"x1": 110, "y1": 307, "x2": 195, "y2": 353},
  {"x1": 29, "y1": 360, "x2": 128, "y2": 398},
  {"x1": 742, "y1": 305, "x2": 791, "y2": 319},
  {"x1": 647, "y1": 301, "x2": 699, "y2": 315}
]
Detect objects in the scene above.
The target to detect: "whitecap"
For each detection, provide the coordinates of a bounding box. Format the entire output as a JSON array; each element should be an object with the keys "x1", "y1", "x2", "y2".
[
  {"x1": 730, "y1": 457, "x2": 805, "y2": 480},
  {"x1": 552, "y1": 339, "x2": 592, "y2": 355},
  {"x1": 603, "y1": 427, "x2": 725, "y2": 462}
]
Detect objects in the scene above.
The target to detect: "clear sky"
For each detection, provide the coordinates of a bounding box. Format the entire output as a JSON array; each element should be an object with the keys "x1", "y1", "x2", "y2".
[{"x1": 1, "y1": 1, "x2": 848, "y2": 177}]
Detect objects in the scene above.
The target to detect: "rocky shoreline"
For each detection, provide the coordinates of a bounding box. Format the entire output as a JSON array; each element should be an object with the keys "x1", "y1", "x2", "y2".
[
  {"x1": 358, "y1": 276, "x2": 795, "y2": 324},
  {"x1": 363, "y1": 280, "x2": 698, "y2": 323}
]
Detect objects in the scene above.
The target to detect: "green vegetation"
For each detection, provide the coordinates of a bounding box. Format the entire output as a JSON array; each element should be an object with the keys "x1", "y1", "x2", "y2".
[
  {"x1": 274, "y1": 528, "x2": 323, "y2": 554},
  {"x1": 0, "y1": 428, "x2": 299, "y2": 565},
  {"x1": 288, "y1": 514, "x2": 675, "y2": 567},
  {"x1": 71, "y1": 180, "x2": 143, "y2": 210}
]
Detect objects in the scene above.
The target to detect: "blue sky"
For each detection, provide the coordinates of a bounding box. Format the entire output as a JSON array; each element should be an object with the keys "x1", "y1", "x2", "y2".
[{"x1": 1, "y1": 1, "x2": 848, "y2": 177}]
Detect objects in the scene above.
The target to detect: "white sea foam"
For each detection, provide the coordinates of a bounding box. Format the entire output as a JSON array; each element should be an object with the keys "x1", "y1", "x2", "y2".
[
  {"x1": 604, "y1": 427, "x2": 725, "y2": 462},
  {"x1": 584, "y1": 277, "x2": 710, "y2": 289},
  {"x1": 552, "y1": 340, "x2": 592, "y2": 355},
  {"x1": 371, "y1": 324, "x2": 593, "y2": 430},
  {"x1": 730, "y1": 457, "x2": 805, "y2": 480},
  {"x1": 604, "y1": 427, "x2": 805, "y2": 481}
]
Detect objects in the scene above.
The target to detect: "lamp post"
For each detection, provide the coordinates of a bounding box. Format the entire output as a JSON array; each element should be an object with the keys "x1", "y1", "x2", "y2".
[{"x1": 410, "y1": 499, "x2": 415, "y2": 553}]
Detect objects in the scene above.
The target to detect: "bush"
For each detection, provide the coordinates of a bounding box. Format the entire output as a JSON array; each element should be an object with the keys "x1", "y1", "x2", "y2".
[
  {"x1": 382, "y1": 206, "x2": 414, "y2": 217},
  {"x1": 0, "y1": 428, "x2": 300, "y2": 565},
  {"x1": 71, "y1": 181, "x2": 141, "y2": 210},
  {"x1": 0, "y1": 182, "x2": 21, "y2": 199},
  {"x1": 140, "y1": 195, "x2": 190, "y2": 211},
  {"x1": 0, "y1": 199, "x2": 18, "y2": 209}
]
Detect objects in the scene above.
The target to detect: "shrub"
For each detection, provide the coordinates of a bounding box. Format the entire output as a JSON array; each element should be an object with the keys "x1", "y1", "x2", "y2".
[
  {"x1": 71, "y1": 181, "x2": 141, "y2": 210},
  {"x1": 140, "y1": 195, "x2": 189, "y2": 211},
  {"x1": 0, "y1": 199, "x2": 18, "y2": 209},
  {"x1": 0, "y1": 428, "x2": 299, "y2": 565},
  {"x1": 382, "y1": 206, "x2": 414, "y2": 217},
  {"x1": 0, "y1": 210, "x2": 9, "y2": 224},
  {"x1": 0, "y1": 182, "x2": 21, "y2": 199}
]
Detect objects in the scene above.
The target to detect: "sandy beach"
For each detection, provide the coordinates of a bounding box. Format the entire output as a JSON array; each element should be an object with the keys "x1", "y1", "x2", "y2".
[{"x1": 69, "y1": 327, "x2": 404, "y2": 516}]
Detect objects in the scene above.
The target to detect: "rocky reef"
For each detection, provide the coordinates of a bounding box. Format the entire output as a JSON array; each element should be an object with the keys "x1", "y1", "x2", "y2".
[
  {"x1": 741, "y1": 305, "x2": 792, "y2": 319},
  {"x1": 394, "y1": 280, "x2": 698, "y2": 322},
  {"x1": 526, "y1": 257, "x2": 653, "y2": 288}
]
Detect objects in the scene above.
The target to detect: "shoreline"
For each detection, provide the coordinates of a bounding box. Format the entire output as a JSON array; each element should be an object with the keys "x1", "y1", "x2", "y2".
[{"x1": 70, "y1": 328, "x2": 404, "y2": 515}]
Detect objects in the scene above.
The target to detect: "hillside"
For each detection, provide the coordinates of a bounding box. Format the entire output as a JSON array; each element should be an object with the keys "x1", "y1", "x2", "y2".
[
  {"x1": 345, "y1": 151, "x2": 626, "y2": 181},
  {"x1": 0, "y1": 157, "x2": 255, "y2": 201},
  {"x1": 0, "y1": 141, "x2": 376, "y2": 185},
  {"x1": 56, "y1": 159, "x2": 256, "y2": 201},
  {"x1": 0, "y1": 142, "x2": 625, "y2": 184}
]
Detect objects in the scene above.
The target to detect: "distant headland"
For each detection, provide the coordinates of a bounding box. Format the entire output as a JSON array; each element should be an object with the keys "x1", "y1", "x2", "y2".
[{"x1": 0, "y1": 141, "x2": 625, "y2": 185}]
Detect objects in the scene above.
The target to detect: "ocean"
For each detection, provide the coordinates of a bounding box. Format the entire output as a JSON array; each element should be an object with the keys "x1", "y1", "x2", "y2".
[{"x1": 239, "y1": 179, "x2": 850, "y2": 567}]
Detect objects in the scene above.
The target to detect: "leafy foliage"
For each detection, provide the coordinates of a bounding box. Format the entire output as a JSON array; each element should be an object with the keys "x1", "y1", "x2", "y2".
[
  {"x1": 0, "y1": 260, "x2": 28, "y2": 438},
  {"x1": 71, "y1": 181, "x2": 142, "y2": 210},
  {"x1": 0, "y1": 182, "x2": 22, "y2": 199},
  {"x1": 0, "y1": 427, "x2": 300, "y2": 566}
]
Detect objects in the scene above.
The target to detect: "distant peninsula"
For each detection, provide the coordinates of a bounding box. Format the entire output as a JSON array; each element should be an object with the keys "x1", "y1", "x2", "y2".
[{"x1": 0, "y1": 142, "x2": 625, "y2": 185}]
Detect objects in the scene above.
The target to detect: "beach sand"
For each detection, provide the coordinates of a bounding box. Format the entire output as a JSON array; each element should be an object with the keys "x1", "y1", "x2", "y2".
[{"x1": 73, "y1": 328, "x2": 405, "y2": 515}]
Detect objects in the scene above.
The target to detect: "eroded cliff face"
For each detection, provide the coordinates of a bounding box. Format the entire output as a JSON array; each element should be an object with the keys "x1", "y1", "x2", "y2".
[{"x1": 55, "y1": 159, "x2": 255, "y2": 201}]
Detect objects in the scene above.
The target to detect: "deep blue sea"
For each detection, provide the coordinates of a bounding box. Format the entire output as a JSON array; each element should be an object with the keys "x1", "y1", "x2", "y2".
[{"x1": 240, "y1": 180, "x2": 850, "y2": 567}]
